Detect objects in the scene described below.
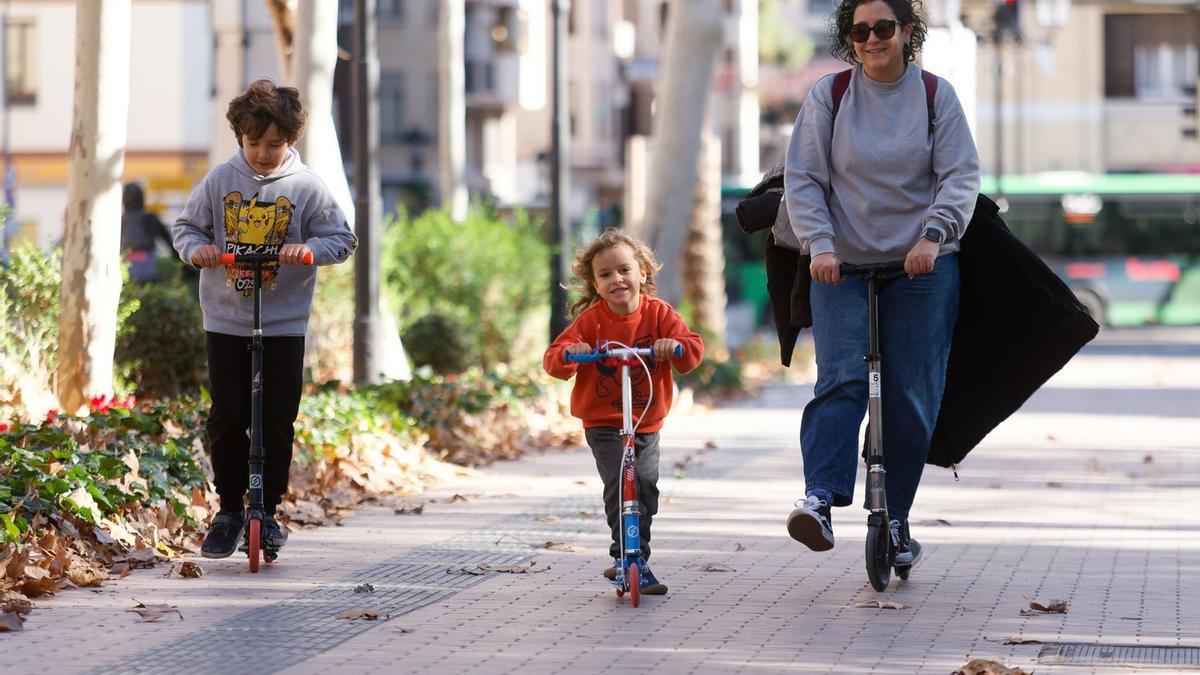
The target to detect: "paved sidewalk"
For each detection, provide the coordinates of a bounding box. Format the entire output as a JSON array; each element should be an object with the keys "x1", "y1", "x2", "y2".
[{"x1": 6, "y1": 328, "x2": 1200, "y2": 674}]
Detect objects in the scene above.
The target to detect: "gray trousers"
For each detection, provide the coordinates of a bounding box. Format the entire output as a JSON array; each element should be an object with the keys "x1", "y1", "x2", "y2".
[{"x1": 585, "y1": 427, "x2": 661, "y2": 560}]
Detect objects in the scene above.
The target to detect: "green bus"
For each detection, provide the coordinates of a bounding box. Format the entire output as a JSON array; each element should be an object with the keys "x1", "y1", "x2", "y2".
[
  {"x1": 984, "y1": 173, "x2": 1200, "y2": 326},
  {"x1": 723, "y1": 172, "x2": 1200, "y2": 328}
]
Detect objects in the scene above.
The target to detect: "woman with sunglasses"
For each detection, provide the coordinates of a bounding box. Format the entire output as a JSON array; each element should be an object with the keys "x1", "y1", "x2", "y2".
[{"x1": 782, "y1": 0, "x2": 980, "y2": 566}]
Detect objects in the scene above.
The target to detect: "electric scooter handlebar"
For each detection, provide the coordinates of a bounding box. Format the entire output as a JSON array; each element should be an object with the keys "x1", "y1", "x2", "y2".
[
  {"x1": 219, "y1": 251, "x2": 314, "y2": 265},
  {"x1": 564, "y1": 344, "x2": 684, "y2": 364},
  {"x1": 838, "y1": 261, "x2": 905, "y2": 277}
]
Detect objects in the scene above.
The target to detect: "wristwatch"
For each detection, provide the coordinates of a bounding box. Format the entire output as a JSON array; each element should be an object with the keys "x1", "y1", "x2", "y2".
[{"x1": 921, "y1": 227, "x2": 946, "y2": 245}]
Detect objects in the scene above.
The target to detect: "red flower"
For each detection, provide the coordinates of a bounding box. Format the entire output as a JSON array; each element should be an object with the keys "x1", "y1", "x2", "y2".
[
  {"x1": 0, "y1": 421, "x2": 10, "y2": 433},
  {"x1": 45, "y1": 409, "x2": 59, "y2": 422}
]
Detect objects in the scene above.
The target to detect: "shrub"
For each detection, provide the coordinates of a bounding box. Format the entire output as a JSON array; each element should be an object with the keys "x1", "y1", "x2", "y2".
[
  {"x1": 382, "y1": 207, "x2": 549, "y2": 369},
  {"x1": 0, "y1": 244, "x2": 62, "y2": 420},
  {"x1": 114, "y1": 278, "x2": 206, "y2": 399},
  {"x1": 403, "y1": 313, "x2": 471, "y2": 375}
]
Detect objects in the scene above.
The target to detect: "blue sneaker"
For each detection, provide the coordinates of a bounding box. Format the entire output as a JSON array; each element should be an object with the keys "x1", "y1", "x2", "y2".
[{"x1": 638, "y1": 562, "x2": 667, "y2": 595}]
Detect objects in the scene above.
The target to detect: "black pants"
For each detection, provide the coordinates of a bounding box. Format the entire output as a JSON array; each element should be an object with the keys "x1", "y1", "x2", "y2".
[
  {"x1": 205, "y1": 331, "x2": 304, "y2": 514},
  {"x1": 585, "y1": 427, "x2": 660, "y2": 560}
]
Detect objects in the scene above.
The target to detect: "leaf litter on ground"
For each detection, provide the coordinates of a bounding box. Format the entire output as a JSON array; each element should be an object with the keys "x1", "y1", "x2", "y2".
[
  {"x1": 393, "y1": 504, "x2": 425, "y2": 515},
  {"x1": 0, "y1": 612, "x2": 24, "y2": 632},
  {"x1": 354, "y1": 583, "x2": 375, "y2": 593},
  {"x1": 855, "y1": 600, "x2": 908, "y2": 610},
  {"x1": 336, "y1": 608, "x2": 388, "y2": 620},
  {"x1": 447, "y1": 561, "x2": 548, "y2": 576},
  {"x1": 692, "y1": 562, "x2": 735, "y2": 572},
  {"x1": 128, "y1": 599, "x2": 183, "y2": 622},
  {"x1": 1020, "y1": 599, "x2": 1068, "y2": 616},
  {"x1": 953, "y1": 659, "x2": 1030, "y2": 675}
]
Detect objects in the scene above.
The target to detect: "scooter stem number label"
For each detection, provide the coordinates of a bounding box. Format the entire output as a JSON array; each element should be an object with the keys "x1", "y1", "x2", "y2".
[{"x1": 869, "y1": 372, "x2": 881, "y2": 398}]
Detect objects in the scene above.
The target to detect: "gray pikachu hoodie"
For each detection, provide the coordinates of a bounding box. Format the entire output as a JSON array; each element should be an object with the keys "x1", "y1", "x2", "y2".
[{"x1": 172, "y1": 148, "x2": 357, "y2": 336}]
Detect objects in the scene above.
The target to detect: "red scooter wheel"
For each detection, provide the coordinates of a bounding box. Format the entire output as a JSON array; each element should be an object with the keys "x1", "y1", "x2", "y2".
[
  {"x1": 628, "y1": 562, "x2": 640, "y2": 608},
  {"x1": 247, "y1": 518, "x2": 261, "y2": 573}
]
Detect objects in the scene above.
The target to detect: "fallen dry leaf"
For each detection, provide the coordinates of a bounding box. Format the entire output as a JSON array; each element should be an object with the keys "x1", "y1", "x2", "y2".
[
  {"x1": 916, "y1": 519, "x2": 953, "y2": 527},
  {"x1": 1001, "y1": 637, "x2": 1043, "y2": 645},
  {"x1": 577, "y1": 510, "x2": 598, "y2": 518},
  {"x1": 1, "y1": 593, "x2": 32, "y2": 616},
  {"x1": 128, "y1": 600, "x2": 183, "y2": 622},
  {"x1": 336, "y1": 608, "x2": 388, "y2": 620},
  {"x1": 855, "y1": 600, "x2": 908, "y2": 610},
  {"x1": 0, "y1": 612, "x2": 24, "y2": 632},
  {"x1": 1020, "y1": 599, "x2": 1068, "y2": 616},
  {"x1": 540, "y1": 541, "x2": 576, "y2": 552},
  {"x1": 694, "y1": 563, "x2": 735, "y2": 573},
  {"x1": 703, "y1": 440, "x2": 718, "y2": 449},
  {"x1": 534, "y1": 515, "x2": 559, "y2": 523},
  {"x1": 66, "y1": 559, "x2": 107, "y2": 587},
  {"x1": 448, "y1": 561, "x2": 548, "y2": 575},
  {"x1": 733, "y1": 543, "x2": 746, "y2": 552},
  {"x1": 393, "y1": 504, "x2": 425, "y2": 515},
  {"x1": 394, "y1": 625, "x2": 413, "y2": 633},
  {"x1": 109, "y1": 562, "x2": 133, "y2": 578},
  {"x1": 953, "y1": 658, "x2": 1029, "y2": 675},
  {"x1": 354, "y1": 583, "x2": 375, "y2": 593},
  {"x1": 1046, "y1": 481, "x2": 1064, "y2": 488},
  {"x1": 1143, "y1": 454, "x2": 1154, "y2": 464},
  {"x1": 573, "y1": 480, "x2": 588, "y2": 486},
  {"x1": 447, "y1": 494, "x2": 470, "y2": 503},
  {"x1": 161, "y1": 561, "x2": 204, "y2": 579}
]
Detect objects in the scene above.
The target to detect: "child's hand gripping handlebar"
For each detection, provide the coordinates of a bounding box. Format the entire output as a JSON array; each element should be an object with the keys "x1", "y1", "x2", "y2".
[
  {"x1": 564, "y1": 344, "x2": 684, "y2": 364},
  {"x1": 219, "y1": 251, "x2": 314, "y2": 265}
]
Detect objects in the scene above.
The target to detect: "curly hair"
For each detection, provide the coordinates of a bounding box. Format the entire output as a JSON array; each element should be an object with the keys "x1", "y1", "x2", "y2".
[
  {"x1": 828, "y1": 0, "x2": 928, "y2": 64},
  {"x1": 567, "y1": 227, "x2": 662, "y2": 319},
  {"x1": 226, "y1": 78, "x2": 307, "y2": 145}
]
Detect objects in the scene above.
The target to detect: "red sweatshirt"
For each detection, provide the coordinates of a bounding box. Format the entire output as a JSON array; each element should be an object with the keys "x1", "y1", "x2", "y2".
[{"x1": 543, "y1": 296, "x2": 704, "y2": 432}]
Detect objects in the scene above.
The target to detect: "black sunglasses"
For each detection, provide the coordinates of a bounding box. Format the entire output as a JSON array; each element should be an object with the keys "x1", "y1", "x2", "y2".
[{"x1": 849, "y1": 19, "x2": 898, "y2": 43}]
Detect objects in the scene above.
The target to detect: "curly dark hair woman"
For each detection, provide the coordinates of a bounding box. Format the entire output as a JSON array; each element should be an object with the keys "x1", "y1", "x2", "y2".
[{"x1": 828, "y1": 0, "x2": 928, "y2": 63}]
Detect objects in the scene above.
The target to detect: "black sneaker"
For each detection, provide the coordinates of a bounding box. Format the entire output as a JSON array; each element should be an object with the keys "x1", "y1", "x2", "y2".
[
  {"x1": 891, "y1": 519, "x2": 922, "y2": 567},
  {"x1": 787, "y1": 495, "x2": 834, "y2": 551},
  {"x1": 262, "y1": 516, "x2": 289, "y2": 549},
  {"x1": 201, "y1": 510, "x2": 245, "y2": 559}
]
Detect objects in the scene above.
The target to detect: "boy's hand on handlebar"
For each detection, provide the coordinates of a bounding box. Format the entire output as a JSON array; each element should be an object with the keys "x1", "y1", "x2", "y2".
[
  {"x1": 653, "y1": 339, "x2": 681, "y2": 361},
  {"x1": 810, "y1": 253, "x2": 841, "y2": 284},
  {"x1": 565, "y1": 343, "x2": 592, "y2": 356},
  {"x1": 904, "y1": 239, "x2": 939, "y2": 277},
  {"x1": 279, "y1": 243, "x2": 313, "y2": 265},
  {"x1": 191, "y1": 244, "x2": 221, "y2": 268}
]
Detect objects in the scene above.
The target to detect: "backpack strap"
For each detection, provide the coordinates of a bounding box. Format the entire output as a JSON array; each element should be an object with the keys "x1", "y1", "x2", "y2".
[
  {"x1": 830, "y1": 69, "x2": 853, "y2": 120},
  {"x1": 921, "y1": 69, "x2": 939, "y2": 135},
  {"x1": 830, "y1": 67, "x2": 939, "y2": 137}
]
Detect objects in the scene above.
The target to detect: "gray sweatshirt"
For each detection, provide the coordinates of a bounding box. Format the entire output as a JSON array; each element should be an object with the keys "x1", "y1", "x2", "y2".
[
  {"x1": 784, "y1": 64, "x2": 980, "y2": 264},
  {"x1": 172, "y1": 148, "x2": 357, "y2": 336}
]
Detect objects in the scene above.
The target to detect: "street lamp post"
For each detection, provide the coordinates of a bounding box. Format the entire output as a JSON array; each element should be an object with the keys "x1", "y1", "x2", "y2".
[
  {"x1": 549, "y1": 0, "x2": 571, "y2": 338},
  {"x1": 353, "y1": 0, "x2": 383, "y2": 384}
]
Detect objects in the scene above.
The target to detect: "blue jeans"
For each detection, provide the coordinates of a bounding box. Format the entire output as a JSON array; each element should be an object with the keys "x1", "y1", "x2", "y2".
[{"x1": 801, "y1": 254, "x2": 959, "y2": 520}]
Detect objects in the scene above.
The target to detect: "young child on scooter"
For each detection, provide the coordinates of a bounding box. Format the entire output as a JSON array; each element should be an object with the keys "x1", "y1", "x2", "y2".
[
  {"x1": 543, "y1": 228, "x2": 704, "y2": 595},
  {"x1": 172, "y1": 79, "x2": 357, "y2": 559}
]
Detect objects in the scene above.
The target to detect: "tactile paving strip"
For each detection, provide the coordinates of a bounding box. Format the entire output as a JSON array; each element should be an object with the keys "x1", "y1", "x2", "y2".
[
  {"x1": 1037, "y1": 643, "x2": 1200, "y2": 668},
  {"x1": 91, "y1": 493, "x2": 604, "y2": 675}
]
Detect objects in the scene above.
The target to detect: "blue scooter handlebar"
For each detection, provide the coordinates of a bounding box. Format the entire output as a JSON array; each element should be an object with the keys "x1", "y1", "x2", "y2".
[{"x1": 564, "y1": 344, "x2": 684, "y2": 364}]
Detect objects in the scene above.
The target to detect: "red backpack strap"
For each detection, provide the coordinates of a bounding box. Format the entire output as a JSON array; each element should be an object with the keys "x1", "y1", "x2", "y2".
[
  {"x1": 921, "y1": 70, "x2": 939, "y2": 135},
  {"x1": 830, "y1": 69, "x2": 853, "y2": 121}
]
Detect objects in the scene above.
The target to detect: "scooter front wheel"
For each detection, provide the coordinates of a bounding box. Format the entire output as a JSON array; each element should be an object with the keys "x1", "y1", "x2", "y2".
[
  {"x1": 865, "y1": 515, "x2": 891, "y2": 591},
  {"x1": 628, "y1": 561, "x2": 640, "y2": 608},
  {"x1": 247, "y1": 518, "x2": 262, "y2": 573}
]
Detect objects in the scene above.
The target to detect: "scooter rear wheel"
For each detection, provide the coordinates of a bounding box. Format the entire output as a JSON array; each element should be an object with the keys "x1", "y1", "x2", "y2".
[
  {"x1": 628, "y1": 561, "x2": 640, "y2": 608},
  {"x1": 247, "y1": 518, "x2": 262, "y2": 574},
  {"x1": 865, "y1": 516, "x2": 891, "y2": 591}
]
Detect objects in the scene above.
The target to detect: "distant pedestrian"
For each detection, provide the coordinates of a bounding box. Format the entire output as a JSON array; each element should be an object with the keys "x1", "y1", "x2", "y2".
[
  {"x1": 121, "y1": 182, "x2": 173, "y2": 283},
  {"x1": 782, "y1": 0, "x2": 980, "y2": 563},
  {"x1": 543, "y1": 228, "x2": 705, "y2": 595}
]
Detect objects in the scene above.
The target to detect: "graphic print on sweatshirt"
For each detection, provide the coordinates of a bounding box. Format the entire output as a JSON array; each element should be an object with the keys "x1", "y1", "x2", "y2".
[
  {"x1": 595, "y1": 335, "x2": 660, "y2": 416},
  {"x1": 221, "y1": 191, "x2": 294, "y2": 295}
]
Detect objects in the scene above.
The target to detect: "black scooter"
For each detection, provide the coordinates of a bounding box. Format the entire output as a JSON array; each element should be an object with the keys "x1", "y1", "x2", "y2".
[{"x1": 219, "y1": 250, "x2": 312, "y2": 572}]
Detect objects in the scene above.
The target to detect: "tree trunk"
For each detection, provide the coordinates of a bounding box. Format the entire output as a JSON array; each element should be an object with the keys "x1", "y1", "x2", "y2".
[
  {"x1": 683, "y1": 130, "x2": 728, "y2": 358},
  {"x1": 57, "y1": 0, "x2": 132, "y2": 414},
  {"x1": 265, "y1": 0, "x2": 296, "y2": 81},
  {"x1": 438, "y1": 0, "x2": 468, "y2": 221},
  {"x1": 642, "y1": 0, "x2": 723, "y2": 304}
]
